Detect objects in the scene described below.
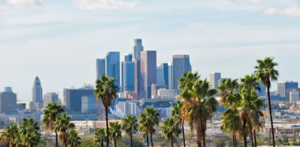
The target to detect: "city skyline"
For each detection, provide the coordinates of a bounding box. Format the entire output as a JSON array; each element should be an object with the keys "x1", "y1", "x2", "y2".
[{"x1": 1, "y1": 0, "x2": 300, "y2": 100}]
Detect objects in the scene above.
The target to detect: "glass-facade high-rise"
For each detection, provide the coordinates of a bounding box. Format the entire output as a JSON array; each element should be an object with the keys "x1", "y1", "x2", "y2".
[
  {"x1": 43, "y1": 93, "x2": 59, "y2": 108},
  {"x1": 278, "y1": 81, "x2": 298, "y2": 98},
  {"x1": 96, "y1": 59, "x2": 105, "y2": 80},
  {"x1": 0, "y1": 87, "x2": 17, "y2": 113},
  {"x1": 140, "y1": 51, "x2": 157, "y2": 98},
  {"x1": 157, "y1": 63, "x2": 169, "y2": 87},
  {"x1": 133, "y1": 39, "x2": 144, "y2": 61},
  {"x1": 209, "y1": 72, "x2": 221, "y2": 88},
  {"x1": 122, "y1": 61, "x2": 135, "y2": 92},
  {"x1": 63, "y1": 87, "x2": 94, "y2": 112},
  {"x1": 172, "y1": 55, "x2": 192, "y2": 92},
  {"x1": 105, "y1": 52, "x2": 120, "y2": 88}
]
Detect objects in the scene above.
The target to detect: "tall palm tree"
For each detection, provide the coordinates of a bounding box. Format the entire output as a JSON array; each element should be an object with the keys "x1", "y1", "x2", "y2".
[
  {"x1": 67, "y1": 130, "x2": 81, "y2": 147},
  {"x1": 171, "y1": 101, "x2": 186, "y2": 147},
  {"x1": 161, "y1": 118, "x2": 181, "y2": 147},
  {"x1": 42, "y1": 102, "x2": 65, "y2": 147},
  {"x1": 139, "y1": 107, "x2": 160, "y2": 147},
  {"x1": 109, "y1": 122, "x2": 122, "y2": 147},
  {"x1": 0, "y1": 124, "x2": 19, "y2": 147},
  {"x1": 93, "y1": 128, "x2": 106, "y2": 147},
  {"x1": 254, "y1": 57, "x2": 279, "y2": 147},
  {"x1": 19, "y1": 118, "x2": 41, "y2": 147},
  {"x1": 122, "y1": 115, "x2": 138, "y2": 147},
  {"x1": 54, "y1": 113, "x2": 75, "y2": 147},
  {"x1": 217, "y1": 79, "x2": 239, "y2": 107},
  {"x1": 95, "y1": 75, "x2": 118, "y2": 147},
  {"x1": 138, "y1": 122, "x2": 149, "y2": 147}
]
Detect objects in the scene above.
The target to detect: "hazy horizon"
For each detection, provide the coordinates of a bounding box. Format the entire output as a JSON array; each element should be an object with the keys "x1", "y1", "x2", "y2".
[{"x1": 1, "y1": 0, "x2": 300, "y2": 101}]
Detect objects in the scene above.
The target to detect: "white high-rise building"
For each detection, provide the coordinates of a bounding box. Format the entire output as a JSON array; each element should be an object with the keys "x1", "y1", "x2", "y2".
[
  {"x1": 289, "y1": 89, "x2": 299, "y2": 103},
  {"x1": 115, "y1": 101, "x2": 139, "y2": 118},
  {"x1": 209, "y1": 72, "x2": 221, "y2": 88},
  {"x1": 32, "y1": 77, "x2": 43, "y2": 111},
  {"x1": 157, "y1": 89, "x2": 177, "y2": 99}
]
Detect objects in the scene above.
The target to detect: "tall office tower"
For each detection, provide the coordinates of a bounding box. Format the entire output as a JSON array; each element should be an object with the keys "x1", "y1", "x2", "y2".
[
  {"x1": 0, "y1": 87, "x2": 17, "y2": 113},
  {"x1": 122, "y1": 61, "x2": 135, "y2": 92},
  {"x1": 62, "y1": 86, "x2": 94, "y2": 112},
  {"x1": 133, "y1": 39, "x2": 144, "y2": 61},
  {"x1": 105, "y1": 52, "x2": 120, "y2": 88},
  {"x1": 32, "y1": 77, "x2": 43, "y2": 105},
  {"x1": 134, "y1": 60, "x2": 143, "y2": 98},
  {"x1": 168, "y1": 64, "x2": 173, "y2": 89},
  {"x1": 209, "y1": 72, "x2": 221, "y2": 88},
  {"x1": 124, "y1": 54, "x2": 133, "y2": 62},
  {"x1": 172, "y1": 55, "x2": 192, "y2": 91},
  {"x1": 96, "y1": 59, "x2": 105, "y2": 80},
  {"x1": 157, "y1": 63, "x2": 169, "y2": 87},
  {"x1": 140, "y1": 51, "x2": 157, "y2": 98},
  {"x1": 278, "y1": 81, "x2": 299, "y2": 98},
  {"x1": 43, "y1": 93, "x2": 59, "y2": 108}
]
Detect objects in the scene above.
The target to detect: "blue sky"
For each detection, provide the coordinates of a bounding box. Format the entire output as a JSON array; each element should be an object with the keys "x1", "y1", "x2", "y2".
[{"x1": 0, "y1": 0, "x2": 300, "y2": 101}]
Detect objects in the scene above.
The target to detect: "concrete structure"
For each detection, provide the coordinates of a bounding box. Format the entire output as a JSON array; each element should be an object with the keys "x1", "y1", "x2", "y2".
[
  {"x1": 105, "y1": 52, "x2": 120, "y2": 89},
  {"x1": 115, "y1": 101, "x2": 139, "y2": 117},
  {"x1": 209, "y1": 72, "x2": 221, "y2": 88},
  {"x1": 157, "y1": 89, "x2": 177, "y2": 99},
  {"x1": 0, "y1": 87, "x2": 17, "y2": 113},
  {"x1": 168, "y1": 64, "x2": 173, "y2": 89},
  {"x1": 278, "y1": 81, "x2": 298, "y2": 98},
  {"x1": 133, "y1": 39, "x2": 144, "y2": 61},
  {"x1": 43, "y1": 93, "x2": 59, "y2": 108},
  {"x1": 140, "y1": 51, "x2": 157, "y2": 98},
  {"x1": 151, "y1": 84, "x2": 168, "y2": 98},
  {"x1": 32, "y1": 77, "x2": 43, "y2": 110},
  {"x1": 289, "y1": 89, "x2": 300, "y2": 103},
  {"x1": 81, "y1": 95, "x2": 101, "y2": 113},
  {"x1": 172, "y1": 55, "x2": 192, "y2": 91},
  {"x1": 96, "y1": 59, "x2": 105, "y2": 80},
  {"x1": 62, "y1": 86, "x2": 94, "y2": 112},
  {"x1": 157, "y1": 63, "x2": 169, "y2": 87}
]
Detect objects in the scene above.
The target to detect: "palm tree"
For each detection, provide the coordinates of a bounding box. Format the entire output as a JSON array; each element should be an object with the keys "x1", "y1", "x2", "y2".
[
  {"x1": 67, "y1": 130, "x2": 81, "y2": 147},
  {"x1": 54, "y1": 113, "x2": 75, "y2": 147},
  {"x1": 0, "y1": 124, "x2": 19, "y2": 147},
  {"x1": 217, "y1": 78, "x2": 239, "y2": 107},
  {"x1": 109, "y1": 122, "x2": 122, "y2": 147},
  {"x1": 93, "y1": 128, "x2": 106, "y2": 147},
  {"x1": 122, "y1": 115, "x2": 138, "y2": 147},
  {"x1": 138, "y1": 122, "x2": 149, "y2": 147},
  {"x1": 95, "y1": 75, "x2": 118, "y2": 147},
  {"x1": 171, "y1": 101, "x2": 186, "y2": 147},
  {"x1": 255, "y1": 57, "x2": 279, "y2": 147},
  {"x1": 161, "y1": 118, "x2": 181, "y2": 147},
  {"x1": 43, "y1": 102, "x2": 65, "y2": 147},
  {"x1": 19, "y1": 118, "x2": 41, "y2": 147},
  {"x1": 139, "y1": 107, "x2": 160, "y2": 147}
]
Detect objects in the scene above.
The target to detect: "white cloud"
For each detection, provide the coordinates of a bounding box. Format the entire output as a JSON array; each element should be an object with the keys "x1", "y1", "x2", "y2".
[
  {"x1": 6, "y1": 0, "x2": 42, "y2": 5},
  {"x1": 232, "y1": 0, "x2": 261, "y2": 4},
  {"x1": 264, "y1": 7, "x2": 300, "y2": 17},
  {"x1": 75, "y1": 0, "x2": 137, "y2": 10}
]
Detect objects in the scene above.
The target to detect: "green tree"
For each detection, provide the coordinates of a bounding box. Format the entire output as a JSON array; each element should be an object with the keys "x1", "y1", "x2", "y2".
[
  {"x1": 254, "y1": 57, "x2": 279, "y2": 147},
  {"x1": 109, "y1": 122, "x2": 122, "y2": 147},
  {"x1": 93, "y1": 128, "x2": 106, "y2": 147},
  {"x1": 42, "y1": 102, "x2": 65, "y2": 147},
  {"x1": 0, "y1": 124, "x2": 19, "y2": 147},
  {"x1": 95, "y1": 75, "x2": 118, "y2": 147},
  {"x1": 54, "y1": 113, "x2": 75, "y2": 147},
  {"x1": 67, "y1": 130, "x2": 81, "y2": 147},
  {"x1": 19, "y1": 118, "x2": 41, "y2": 147},
  {"x1": 171, "y1": 101, "x2": 186, "y2": 147},
  {"x1": 122, "y1": 115, "x2": 138, "y2": 147},
  {"x1": 161, "y1": 118, "x2": 181, "y2": 147},
  {"x1": 139, "y1": 107, "x2": 160, "y2": 147}
]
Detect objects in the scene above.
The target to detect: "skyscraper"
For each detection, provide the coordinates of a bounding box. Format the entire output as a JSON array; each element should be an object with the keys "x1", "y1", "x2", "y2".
[
  {"x1": 133, "y1": 39, "x2": 144, "y2": 61},
  {"x1": 172, "y1": 55, "x2": 192, "y2": 91},
  {"x1": 105, "y1": 52, "x2": 120, "y2": 88},
  {"x1": 209, "y1": 72, "x2": 221, "y2": 88},
  {"x1": 140, "y1": 51, "x2": 157, "y2": 98},
  {"x1": 157, "y1": 63, "x2": 169, "y2": 87},
  {"x1": 122, "y1": 61, "x2": 135, "y2": 92},
  {"x1": 134, "y1": 60, "x2": 142, "y2": 98},
  {"x1": 43, "y1": 93, "x2": 59, "y2": 108},
  {"x1": 278, "y1": 81, "x2": 299, "y2": 98},
  {"x1": 168, "y1": 64, "x2": 173, "y2": 89},
  {"x1": 32, "y1": 77, "x2": 43, "y2": 105},
  {"x1": 63, "y1": 87, "x2": 94, "y2": 112},
  {"x1": 0, "y1": 87, "x2": 17, "y2": 113},
  {"x1": 96, "y1": 59, "x2": 105, "y2": 80}
]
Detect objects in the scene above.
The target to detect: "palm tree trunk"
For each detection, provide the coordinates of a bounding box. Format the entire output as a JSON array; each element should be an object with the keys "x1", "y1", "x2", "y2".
[
  {"x1": 254, "y1": 130, "x2": 257, "y2": 147},
  {"x1": 101, "y1": 143, "x2": 104, "y2": 147},
  {"x1": 233, "y1": 134, "x2": 237, "y2": 147},
  {"x1": 130, "y1": 132, "x2": 133, "y2": 147},
  {"x1": 249, "y1": 125, "x2": 254, "y2": 147},
  {"x1": 243, "y1": 119, "x2": 247, "y2": 147},
  {"x1": 55, "y1": 132, "x2": 59, "y2": 147},
  {"x1": 147, "y1": 133, "x2": 149, "y2": 147},
  {"x1": 182, "y1": 124, "x2": 186, "y2": 147},
  {"x1": 105, "y1": 106, "x2": 109, "y2": 147},
  {"x1": 171, "y1": 135, "x2": 174, "y2": 147},
  {"x1": 64, "y1": 136, "x2": 67, "y2": 147},
  {"x1": 267, "y1": 86, "x2": 276, "y2": 147},
  {"x1": 198, "y1": 141, "x2": 202, "y2": 147},
  {"x1": 150, "y1": 128, "x2": 153, "y2": 147},
  {"x1": 114, "y1": 138, "x2": 117, "y2": 147},
  {"x1": 202, "y1": 129, "x2": 206, "y2": 147}
]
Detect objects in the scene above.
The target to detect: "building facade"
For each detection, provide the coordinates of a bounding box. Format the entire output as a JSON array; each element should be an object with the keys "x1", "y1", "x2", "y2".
[
  {"x1": 0, "y1": 87, "x2": 17, "y2": 113},
  {"x1": 105, "y1": 52, "x2": 120, "y2": 89},
  {"x1": 157, "y1": 63, "x2": 169, "y2": 87},
  {"x1": 133, "y1": 39, "x2": 144, "y2": 61},
  {"x1": 209, "y1": 72, "x2": 221, "y2": 88},
  {"x1": 140, "y1": 51, "x2": 157, "y2": 98},
  {"x1": 172, "y1": 55, "x2": 192, "y2": 91},
  {"x1": 96, "y1": 59, "x2": 105, "y2": 80},
  {"x1": 43, "y1": 93, "x2": 59, "y2": 108},
  {"x1": 81, "y1": 95, "x2": 101, "y2": 113},
  {"x1": 63, "y1": 87, "x2": 94, "y2": 112}
]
